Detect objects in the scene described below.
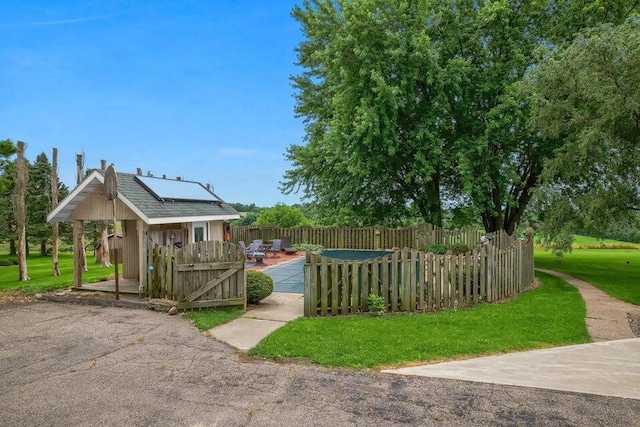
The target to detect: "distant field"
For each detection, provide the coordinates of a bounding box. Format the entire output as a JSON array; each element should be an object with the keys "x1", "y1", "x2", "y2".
[
  {"x1": 535, "y1": 248, "x2": 640, "y2": 305},
  {"x1": 571, "y1": 235, "x2": 640, "y2": 249}
]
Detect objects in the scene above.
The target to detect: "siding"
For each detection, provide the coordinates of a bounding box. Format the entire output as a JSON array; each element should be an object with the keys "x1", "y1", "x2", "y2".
[{"x1": 72, "y1": 192, "x2": 139, "y2": 221}]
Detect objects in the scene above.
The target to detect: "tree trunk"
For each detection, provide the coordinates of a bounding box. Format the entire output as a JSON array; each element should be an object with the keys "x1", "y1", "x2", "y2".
[
  {"x1": 415, "y1": 176, "x2": 443, "y2": 227},
  {"x1": 40, "y1": 240, "x2": 46, "y2": 256},
  {"x1": 15, "y1": 141, "x2": 29, "y2": 281},
  {"x1": 100, "y1": 222, "x2": 112, "y2": 267},
  {"x1": 51, "y1": 147, "x2": 60, "y2": 276},
  {"x1": 9, "y1": 239, "x2": 16, "y2": 256}
]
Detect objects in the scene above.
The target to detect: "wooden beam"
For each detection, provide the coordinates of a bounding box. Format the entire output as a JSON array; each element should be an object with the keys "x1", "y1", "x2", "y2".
[{"x1": 184, "y1": 268, "x2": 239, "y2": 302}]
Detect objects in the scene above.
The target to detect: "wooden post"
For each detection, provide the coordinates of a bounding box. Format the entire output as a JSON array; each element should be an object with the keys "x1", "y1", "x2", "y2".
[
  {"x1": 100, "y1": 222, "x2": 111, "y2": 267},
  {"x1": 73, "y1": 220, "x2": 83, "y2": 287},
  {"x1": 15, "y1": 141, "x2": 29, "y2": 281},
  {"x1": 99, "y1": 157, "x2": 111, "y2": 268},
  {"x1": 76, "y1": 154, "x2": 88, "y2": 271},
  {"x1": 104, "y1": 165, "x2": 119, "y2": 299},
  {"x1": 51, "y1": 148, "x2": 60, "y2": 276}
]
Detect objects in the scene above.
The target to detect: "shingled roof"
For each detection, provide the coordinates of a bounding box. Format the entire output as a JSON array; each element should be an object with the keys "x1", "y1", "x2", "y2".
[{"x1": 47, "y1": 170, "x2": 240, "y2": 224}]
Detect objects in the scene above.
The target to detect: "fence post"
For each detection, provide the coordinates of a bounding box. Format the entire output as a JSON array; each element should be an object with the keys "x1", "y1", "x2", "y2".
[{"x1": 486, "y1": 245, "x2": 494, "y2": 302}]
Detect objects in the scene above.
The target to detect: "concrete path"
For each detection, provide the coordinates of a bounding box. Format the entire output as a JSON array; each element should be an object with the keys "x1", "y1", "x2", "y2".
[
  {"x1": 386, "y1": 270, "x2": 640, "y2": 400},
  {"x1": 384, "y1": 338, "x2": 640, "y2": 400},
  {"x1": 537, "y1": 269, "x2": 640, "y2": 341},
  {"x1": 207, "y1": 292, "x2": 304, "y2": 351}
]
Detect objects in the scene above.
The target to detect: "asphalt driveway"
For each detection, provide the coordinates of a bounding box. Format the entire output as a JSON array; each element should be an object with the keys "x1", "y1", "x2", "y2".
[{"x1": 1, "y1": 302, "x2": 639, "y2": 426}]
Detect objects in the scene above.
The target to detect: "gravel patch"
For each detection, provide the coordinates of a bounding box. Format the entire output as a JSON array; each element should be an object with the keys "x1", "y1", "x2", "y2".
[{"x1": 628, "y1": 313, "x2": 640, "y2": 337}]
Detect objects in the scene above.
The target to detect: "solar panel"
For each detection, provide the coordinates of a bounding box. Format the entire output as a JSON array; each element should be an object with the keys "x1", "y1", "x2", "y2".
[{"x1": 135, "y1": 175, "x2": 218, "y2": 202}]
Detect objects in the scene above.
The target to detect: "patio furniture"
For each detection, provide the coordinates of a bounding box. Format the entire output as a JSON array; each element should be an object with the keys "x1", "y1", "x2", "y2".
[
  {"x1": 268, "y1": 239, "x2": 282, "y2": 257},
  {"x1": 279, "y1": 236, "x2": 297, "y2": 254},
  {"x1": 246, "y1": 242, "x2": 266, "y2": 264}
]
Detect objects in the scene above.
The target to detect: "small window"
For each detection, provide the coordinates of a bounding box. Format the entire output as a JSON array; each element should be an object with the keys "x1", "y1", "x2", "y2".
[
  {"x1": 194, "y1": 226, "x2": 204, "y2": 242},
  {"x1": 192, "y1": 222, "x2": 208, "y2": 243}
]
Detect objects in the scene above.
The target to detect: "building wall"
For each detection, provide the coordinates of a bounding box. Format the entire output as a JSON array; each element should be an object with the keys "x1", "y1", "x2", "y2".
[
  {"x1": 209, "y1": 220, "x2": 225, "y2": 241},
  {"x1": 72, "y1": 190, "x2": 138, "y2": 221}
]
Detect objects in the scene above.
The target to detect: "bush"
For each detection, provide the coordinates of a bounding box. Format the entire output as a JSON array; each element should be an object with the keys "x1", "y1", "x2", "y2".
[
  {"x1": 0, "y1": 259, "x2": 13, "y2": 267},
  {"x1": 449, "y1": 243, "x2": 470, "y2": 254},
  {"x1": 294, "y1": 243, "x2": 324, "y2": 252},
  {"x1": 425, "y1": 243, "x2": 447, "y2": 254},
  {"x1": 247, "y1": 270, "x2": 274, "y2": 304},
  {"x1": 9, "y1": 258, "x2": 18, "y2": 265}
]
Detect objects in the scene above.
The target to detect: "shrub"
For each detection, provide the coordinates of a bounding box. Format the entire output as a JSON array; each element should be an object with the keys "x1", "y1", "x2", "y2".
[
  {"x1": 246, "y1": 270, "x2": 274, "y2": 304},
  {"x1": 425, "y1": 243, "x2": 447, "y2": 254},
  {"x1": 294, "y1": 243, "x2": 324, "y2": 252},
  {"x1": 449, "y1": 243, "x2": 470, "y2": 254},
  {"x1": 367, "y1": 294, "x2": 385, "y2": 314},
  {"x1": 9, "y1": 258, "x2": 18, "y2": 265},
  {"x1": 0, "y1": 259, "x2": 13, "y2": 267}
]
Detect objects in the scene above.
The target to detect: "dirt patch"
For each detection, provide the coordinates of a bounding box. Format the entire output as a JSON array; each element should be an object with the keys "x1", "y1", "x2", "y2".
[{"x1": 0, "y1": 291, "x2": 38, "y2": 305}]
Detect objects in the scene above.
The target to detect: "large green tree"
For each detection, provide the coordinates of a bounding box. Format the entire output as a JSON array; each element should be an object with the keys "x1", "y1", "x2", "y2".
[
  {"x1": 283, "y1": 0, "x2": 637, "y2": 233},
  {"x1": 283, "y1": 0, "x2": 449, "y2": 227},
  {"x1": 0, "y1": 140, "x2": 17, "y2": 253},
  {"x1": 527, "y1": 18, "x2": 640, "y2": 251},
  {"x1": 255, "y1": 204, "x2": 309, "y2": 228},
  {"x1": 27, "y1": 152, "x2": 54, "y2": 255}
]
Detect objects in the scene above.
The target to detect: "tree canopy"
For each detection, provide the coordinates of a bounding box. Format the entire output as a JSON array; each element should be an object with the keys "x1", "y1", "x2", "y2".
[
  {"x1": 282, "y1": 0, "x2": 638, "y2": 232},
  {"x1": 527, "y1": 18, "x2": 640, "y2": 252},
  {"x1": 255, "y1": 204, "x2": 309, "y2": 228}
]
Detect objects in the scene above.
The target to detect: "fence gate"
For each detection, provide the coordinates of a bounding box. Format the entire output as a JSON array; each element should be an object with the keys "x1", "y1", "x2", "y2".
[{"x1": 148, "y1": 240, "x2": 246, "y2": 310}]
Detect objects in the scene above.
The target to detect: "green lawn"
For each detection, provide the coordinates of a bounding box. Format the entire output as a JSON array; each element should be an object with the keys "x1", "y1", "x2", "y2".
[
  {"x1": 535, "y1": 248, "x2": 640, "y2": 305},
  {"x1": 0, "y1": 253, "x2": 116, "y2": 294},
  {"x1": 249, "y1": 272, "x2": 589, "y2": 368},
  {"x1": 184, "y1": 307, "x2": 245, "y2": 330}
]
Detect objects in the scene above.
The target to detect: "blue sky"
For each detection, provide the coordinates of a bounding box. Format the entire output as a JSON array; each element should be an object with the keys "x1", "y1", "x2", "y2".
[{"x1": 1, "y1": 0, "x2": 306, "y2": 206}]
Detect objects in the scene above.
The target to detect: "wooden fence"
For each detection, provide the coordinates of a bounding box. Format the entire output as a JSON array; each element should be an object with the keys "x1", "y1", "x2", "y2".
[
  {"x1": 304, "y1": 237, "x2": 534, "y2": 316},
  {"x1": 232, "y1": 223, "x2": 516, "y2": 251},
  {"x1": 145, "y1": 239, "x2": 246, "y2": 310}
]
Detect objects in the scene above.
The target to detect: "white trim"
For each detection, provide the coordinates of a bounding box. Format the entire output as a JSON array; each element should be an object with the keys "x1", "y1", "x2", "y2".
[
  {"x1": 191, "y1": 221, "x2": 208, "y2": 243},
  {"x1": 147, "y1": 214, "x2": 239, "y2": 225},
  {"x1": 47, "y1": 170, "x2": 104, "y2": 222}
]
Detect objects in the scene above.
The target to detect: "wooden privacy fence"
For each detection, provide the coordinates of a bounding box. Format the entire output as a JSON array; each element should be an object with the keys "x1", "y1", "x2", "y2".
[
  {"x1": 233, "y1": 223, "x2": 517, "y2": 251},
  {"x1": 145, "y1": 239, "x2": 246, "y2": 310},
  {"x1": 304, "y1": 238, "x2": 534, "y2": 316}
]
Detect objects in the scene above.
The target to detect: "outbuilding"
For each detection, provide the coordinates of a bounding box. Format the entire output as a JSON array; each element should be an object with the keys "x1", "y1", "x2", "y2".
[{"x1": 47, "y1": 167, "x2": 240, "y2": 290}]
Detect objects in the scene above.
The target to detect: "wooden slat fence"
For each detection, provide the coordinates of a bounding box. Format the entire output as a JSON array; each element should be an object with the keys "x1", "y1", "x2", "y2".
[
  {"x1": 232, "y1": 223, "x2": 515, "y2": 251},
  {"x1": 304, "y1": 237, "x2": 534, "y2": 316},
  {"x1": 146, "y1": 239, "x2": 246, "y2": 310}
]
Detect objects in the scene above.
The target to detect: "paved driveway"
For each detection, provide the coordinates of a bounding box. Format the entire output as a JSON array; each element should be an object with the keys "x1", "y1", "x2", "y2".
[{"x1": 1, "y1": 302, "x2": 639, "y2": 426}]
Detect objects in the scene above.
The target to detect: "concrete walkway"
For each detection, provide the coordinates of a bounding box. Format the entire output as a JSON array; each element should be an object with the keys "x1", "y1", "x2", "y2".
[
  {"x1": 207, "y1": 292, "x2": 304, "y2": 351},
  {"x1": 384, "y1": 338, "x2": 640, "y2": 400},
  {"x1": 537, "y1": 269, "x2": 640, "y2": 341},
  {"x1": 208, "y1": 256, "x2": 306, "y2": 350},
  {"x1": 385, "y1": 270, "x2": 640, "y2": 400}
]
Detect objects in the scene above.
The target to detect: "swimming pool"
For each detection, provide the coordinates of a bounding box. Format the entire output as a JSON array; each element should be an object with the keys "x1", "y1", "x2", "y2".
[{"x1": 318, "y1": 249, "x2": 394, "y2": 261}]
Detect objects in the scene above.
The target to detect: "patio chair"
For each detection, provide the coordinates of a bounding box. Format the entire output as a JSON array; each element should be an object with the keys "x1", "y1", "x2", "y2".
[
  {"x1": 246, "y1": 242, "x2": 266, "y2": 264},
  {"x1": 279, "y1": 236, "x2": 297, "y2": 255},
  {"x1": 268, "y1": 239, "x2": 282, "y2": 257}
]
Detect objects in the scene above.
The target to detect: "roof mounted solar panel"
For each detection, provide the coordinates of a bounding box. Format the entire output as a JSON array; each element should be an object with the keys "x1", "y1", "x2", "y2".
[{"x1": 135, "y1": 175, "x2": 219, "y2": 202}]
